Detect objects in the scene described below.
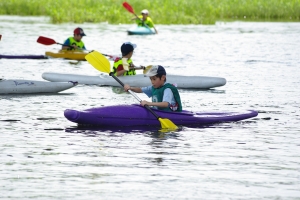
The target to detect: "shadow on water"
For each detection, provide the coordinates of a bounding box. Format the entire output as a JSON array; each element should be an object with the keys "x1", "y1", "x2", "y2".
[
  {"x1": 65, "y1": 125, "x2": 182, "y2": 135},
  {"x1": 64, "y1": 125, "x2": 188, "y2": 146},
  {"x1": 64, "y1": 119, "x2": 259, "y2": 136}
]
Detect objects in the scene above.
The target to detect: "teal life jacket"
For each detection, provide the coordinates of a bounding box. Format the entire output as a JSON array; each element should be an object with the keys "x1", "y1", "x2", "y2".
[{"x1": 151, "y1": 83, "x2": 182, "y2": 112}]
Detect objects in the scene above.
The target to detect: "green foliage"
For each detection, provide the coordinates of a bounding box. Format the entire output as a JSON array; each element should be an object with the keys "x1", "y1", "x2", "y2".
[{"x1": 0, "y1": 0, "x2": 299, "y2": 24}]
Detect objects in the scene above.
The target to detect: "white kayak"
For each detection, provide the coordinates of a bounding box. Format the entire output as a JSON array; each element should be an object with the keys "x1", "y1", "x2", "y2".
[
  {"x1": 42, "y1": 72, "x2": 226, "y2": 89},
  {"x1": 127, "y1": 26, "x2": 155, "y2": 35},
  {"x1": 0, "y1": 79, "x2": 78, "y2": 94}
]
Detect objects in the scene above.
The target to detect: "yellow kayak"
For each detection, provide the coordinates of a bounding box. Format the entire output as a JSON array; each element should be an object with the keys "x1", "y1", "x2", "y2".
[{"x1": 45, "y1": 50, "x2": 88, "y2": 60}]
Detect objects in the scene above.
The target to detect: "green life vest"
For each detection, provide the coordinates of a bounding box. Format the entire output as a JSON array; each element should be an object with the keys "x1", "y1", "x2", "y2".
[
  {"x1": 112, "y1": 58, "x2": 136, "y2": 76},
  {"x1": 68, "y1": 37, "x2": 85, "y2": 49},
  {"x1": 151, "y1": 83, "x2": 182, "y2": 112}
]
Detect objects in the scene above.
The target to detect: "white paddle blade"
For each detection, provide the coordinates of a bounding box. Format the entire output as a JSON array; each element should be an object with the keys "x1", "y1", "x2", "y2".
[{"x1": 122, "y1": 58, "x2": 129, "y2": 71}]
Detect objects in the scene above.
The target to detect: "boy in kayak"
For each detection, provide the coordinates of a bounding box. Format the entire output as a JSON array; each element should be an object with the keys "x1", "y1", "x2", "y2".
[
  {"x1": 112, "y1": 42, "x2": 144, "y2": 77},
  {"x1": 124, "y1": 65, "x2": 182, "y2": 112},
  {"x1": 132, "y1": 9, "x2": 158, "y2": 34},
  {"x1": 62, "y1": 27, "x2": 86, "y2": 50}
]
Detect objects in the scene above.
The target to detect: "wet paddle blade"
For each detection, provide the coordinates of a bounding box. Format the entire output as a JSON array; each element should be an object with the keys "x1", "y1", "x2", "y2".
[
  {"x1": 0, "y1": 34, "x2": 2, "y2": 41},
  {"x1": 85, "y1": 51, "x2": 111, "y2": 74},
  {"x1": 37, "y1": 36, "x2": 57, "y2": 45},
  {"x1": 159, "y1": 118, "x2": 178, "y2": 130},
  {"x1": 123, "y1": 2, "x2": 134, "y2": 14},
  {"x1": 143, "y1": 65, "x2": 153, "y2": 74}
]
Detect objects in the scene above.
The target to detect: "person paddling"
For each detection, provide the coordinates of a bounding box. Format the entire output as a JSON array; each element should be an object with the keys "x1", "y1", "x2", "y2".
[
  {"x1": 124, "y1": 65, "x2": 182, "y2": 112},
  {"x1": 62, "y1": 27, "x2": 86, "y2": 50},
  {"x1": 112, "y1": 42, "x2": 144, "y2": 77},
  {"x1": 132, "y1": 9, "x2": 158, "y2": 34}
]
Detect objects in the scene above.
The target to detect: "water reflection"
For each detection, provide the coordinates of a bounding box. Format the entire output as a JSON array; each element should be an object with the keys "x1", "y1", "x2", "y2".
[
  {"x1": 65, "y1": 125, "x2": 179, "y2": 134},
  {"x1": 64, "y1": 118, "x2": 259, "y2": 135}
]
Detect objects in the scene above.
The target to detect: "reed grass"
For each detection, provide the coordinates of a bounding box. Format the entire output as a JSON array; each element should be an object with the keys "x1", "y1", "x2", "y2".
[{"x1": 0, "y1": 0, "x2": 299, "y2": 24}]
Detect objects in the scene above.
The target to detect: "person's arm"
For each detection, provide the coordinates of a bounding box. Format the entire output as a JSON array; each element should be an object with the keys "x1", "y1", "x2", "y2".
[
  {"x1": 147, "y1": 18, "x2": 158, "y2": 34},
  {"x1": 131, "y1": 16, "x2": 139, "y2": 20},
  {"x1": 62, "y1": 39, "x2": 70, "y2": 50},
  {"x1": 124, "y1": 84, "x2": 142, "y2": 93},
  {"x1": 140, "y1": 100, "x2": 169, "y2": 108},
  {"x1": 115, "y1": 64, "x2": 127, "y2": 77},
  {"x1": 61, "y1": 39, "x2": 79, "y2": 50},
  {"x1": 116, "y1": 69, "x2": 127, "y2": 76},
  {"x1": 153, "y1": 26, "x2": 158, "y2": 34}
]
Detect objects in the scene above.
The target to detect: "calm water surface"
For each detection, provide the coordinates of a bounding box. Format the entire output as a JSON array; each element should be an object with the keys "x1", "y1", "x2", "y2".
[{"x1": 0, "y1": 16, "x2": 300, "y2": 199}]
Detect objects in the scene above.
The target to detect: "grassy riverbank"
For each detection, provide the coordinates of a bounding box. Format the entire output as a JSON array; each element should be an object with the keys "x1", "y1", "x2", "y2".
[{"x1": 0, "y1": 0, "x2": 299, "y2": 24}]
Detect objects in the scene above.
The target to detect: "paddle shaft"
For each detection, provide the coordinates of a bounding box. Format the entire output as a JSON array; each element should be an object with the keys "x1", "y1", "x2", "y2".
[{"x1": 109, "y1": 72, "x2": 162, "y2": 120}]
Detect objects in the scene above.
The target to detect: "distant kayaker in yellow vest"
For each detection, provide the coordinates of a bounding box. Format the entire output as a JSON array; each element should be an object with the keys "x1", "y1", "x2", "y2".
[
  {"x1": 112, "y1": 42, "x2": 144, "y2": 77},
  {"x1": 132, "y1": 9, "x2": 158, "y2": 34},
  {"x1": 62, "y1": 27, "x2": 86, "y2": 50}
]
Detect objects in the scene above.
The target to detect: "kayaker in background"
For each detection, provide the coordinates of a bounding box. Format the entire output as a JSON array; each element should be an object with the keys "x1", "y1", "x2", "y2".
[
  {"x1": 112, "y1": 42, "x2": 145, "y2": 77},
  {"x1": 62, "y1": 27, "x2": 86, "y2": 50},
  {"x1": 132, "y1": 9, "x2": 158, "y2": 34},
  {"x1": 124, "y1": 65, "x2": 182, "y2": 112}
]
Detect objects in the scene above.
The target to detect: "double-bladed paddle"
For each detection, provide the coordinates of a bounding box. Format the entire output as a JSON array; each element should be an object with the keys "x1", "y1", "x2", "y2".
[
  {"x1": 122, "y1": 2, "x2": 151, "y2": 30},
  {"x1": 85, "y1": 50, "x2": 178, "y2": 130},
  {"x1": 37, "y1": 36, "x2": 65, "y2": 46},
  {"x1": 36, "y1": 36, "x2": 116, "y2": 59}
]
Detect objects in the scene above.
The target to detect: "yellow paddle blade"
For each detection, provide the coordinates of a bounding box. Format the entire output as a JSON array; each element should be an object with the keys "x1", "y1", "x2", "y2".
[
  {"x1": 85, "y1": 51, "x2": 111, "y2": 74},
  {"x1": 143, "y1": 65, "x2": 153, "y2": 74},
  {"x1": 158, "y1": 118, "x2": 178, "y2": 130}
]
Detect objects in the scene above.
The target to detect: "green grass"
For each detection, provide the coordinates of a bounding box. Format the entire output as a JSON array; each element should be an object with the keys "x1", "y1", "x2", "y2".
[{"x1": 0, "y1": 0, "x2": 299, "y2": 24}]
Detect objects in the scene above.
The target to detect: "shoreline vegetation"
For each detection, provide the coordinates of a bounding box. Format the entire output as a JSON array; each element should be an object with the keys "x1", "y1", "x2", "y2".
[{"x1": 0, "y1": 0, "x2": 299, "y2": 24}]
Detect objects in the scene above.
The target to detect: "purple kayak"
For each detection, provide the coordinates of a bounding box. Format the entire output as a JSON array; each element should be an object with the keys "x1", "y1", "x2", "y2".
[
  {"x1": 0, "y1": 54, "x2": 47, "y2": 59},
  {"x1": 64, "y1": 104, "x2": 258, "y2": 128}
]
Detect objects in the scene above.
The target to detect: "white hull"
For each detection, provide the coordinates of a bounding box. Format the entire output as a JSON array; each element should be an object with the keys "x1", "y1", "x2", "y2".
[
  {"x1": 42, "y1": 72, "x2": 226, "y2": 89},
  {"x1": 0, "y1": 79, "x2": 77, "y2": 94}
]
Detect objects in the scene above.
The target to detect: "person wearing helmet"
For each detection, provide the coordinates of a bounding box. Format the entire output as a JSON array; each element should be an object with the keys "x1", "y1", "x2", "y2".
[
  {"x1": 132, "y1": 9, "x2": 158, "y2": 34},
  {"x1": 62, "y1": 27, "x2": 87, "y2": 50}
]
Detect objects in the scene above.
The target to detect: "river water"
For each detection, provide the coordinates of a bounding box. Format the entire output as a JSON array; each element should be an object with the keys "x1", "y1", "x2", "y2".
[{"x1": 0, "y1": 16, "x2": 299, "y2": 199}]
